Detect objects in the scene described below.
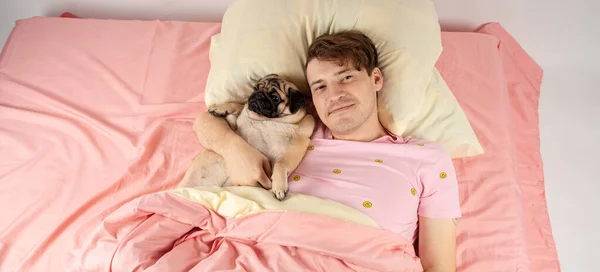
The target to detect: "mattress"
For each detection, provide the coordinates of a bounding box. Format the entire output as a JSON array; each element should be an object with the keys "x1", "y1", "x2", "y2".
[{"x1": 0, "y1": 16, "x2": 559, "y2": 271}]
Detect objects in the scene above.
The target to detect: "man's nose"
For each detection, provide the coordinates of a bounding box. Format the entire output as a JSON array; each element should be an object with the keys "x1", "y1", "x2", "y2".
[{"x1": 328, "y1": 83, "x2": 345, "y2": 101}]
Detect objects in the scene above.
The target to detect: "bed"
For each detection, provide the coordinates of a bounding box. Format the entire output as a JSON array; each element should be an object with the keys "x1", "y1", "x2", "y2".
[{"x1": 0, "y1": 15, "x2": 559, "y2": 271}]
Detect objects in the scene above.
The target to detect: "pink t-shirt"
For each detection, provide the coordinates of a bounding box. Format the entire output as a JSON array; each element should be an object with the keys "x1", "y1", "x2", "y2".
[{"x1": 287, "y1": 122, "x2": 462, "y2": 242}]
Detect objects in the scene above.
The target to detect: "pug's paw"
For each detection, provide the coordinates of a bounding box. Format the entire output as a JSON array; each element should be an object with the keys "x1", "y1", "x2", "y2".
[
  {"x1": 271, "y1": 185, "x2": 289, "y2": 201},
  {"x1": 270, "y1": 168, "x2": 289, "y2": 201},
  {"x1": 208, "y1": 103, "x2": 243, "y2": 118},
  {"x1": 207, "y1": 106, "x2": 229, "y2": 117}
]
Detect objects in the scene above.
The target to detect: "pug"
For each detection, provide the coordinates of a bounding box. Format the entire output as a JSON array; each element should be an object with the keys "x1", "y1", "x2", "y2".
[{"x1": 180, "y1": 74, "x2": 315, "y2": 200}]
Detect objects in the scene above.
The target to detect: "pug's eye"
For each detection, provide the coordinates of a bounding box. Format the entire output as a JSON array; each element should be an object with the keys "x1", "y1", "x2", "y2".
[{"x1": 271, "y1": 94, "x2": 281, "y2": 103}]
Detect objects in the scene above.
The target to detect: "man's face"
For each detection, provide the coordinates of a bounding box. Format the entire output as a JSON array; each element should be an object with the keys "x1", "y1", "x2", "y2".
[{"x1": 306, "y1": 58, "x2": 383, "y2": 136}]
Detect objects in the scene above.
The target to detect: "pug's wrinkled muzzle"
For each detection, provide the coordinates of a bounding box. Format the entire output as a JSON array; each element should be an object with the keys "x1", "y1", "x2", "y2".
[{"x1": 248, "y1": 92, "x2": 278, "y2": 118}]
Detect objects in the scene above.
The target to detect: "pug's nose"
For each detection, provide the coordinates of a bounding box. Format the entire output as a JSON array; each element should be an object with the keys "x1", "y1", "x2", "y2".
[
  {"x1": 249, "y1": 92, "x2": 276, "y2": 117},
  {"x1": 249, "y1": 92, "x2": 270, "y2": 108},
  {"x1": 257, "y1": 93, "x2": 271, "y2": 107}
]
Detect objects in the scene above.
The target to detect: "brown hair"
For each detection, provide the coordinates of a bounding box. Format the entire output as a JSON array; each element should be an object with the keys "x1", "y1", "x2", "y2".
[{"x1": 306, "y1": 30, "x2": 379, "y2": 75}]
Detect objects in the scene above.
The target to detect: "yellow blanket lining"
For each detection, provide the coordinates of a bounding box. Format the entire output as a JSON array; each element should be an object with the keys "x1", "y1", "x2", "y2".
[{"x1": 170, "y1": 186, "x2": 380, "y2": 229}]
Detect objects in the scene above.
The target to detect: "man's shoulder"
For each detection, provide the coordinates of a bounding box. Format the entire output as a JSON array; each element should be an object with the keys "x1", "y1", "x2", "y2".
[
  {"x1": 405, "y1": 137, "x2": 444, "y2": 149},
  {"x1": 404, "y1": 138, "x2": 453, "y2": 167}
]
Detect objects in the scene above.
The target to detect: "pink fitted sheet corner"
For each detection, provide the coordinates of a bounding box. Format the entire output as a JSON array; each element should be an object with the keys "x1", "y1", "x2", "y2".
[
  {"x1": 478, "y1": 22, "x2": 544, "y2": 90},
  {"x1": 479, "y1": 23, "x2": 559, "y2": 272},
  {"x1": 436, "y1": 23, "x2": 559, "y2": 272},
  {"x1": 437, "y1": 31, "x2": 530, "y2": 271}
]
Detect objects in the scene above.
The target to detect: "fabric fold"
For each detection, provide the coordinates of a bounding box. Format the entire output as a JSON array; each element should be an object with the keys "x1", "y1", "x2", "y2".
[{"x1": 69, "y1": 188, "x2": 423, "y2": 271}]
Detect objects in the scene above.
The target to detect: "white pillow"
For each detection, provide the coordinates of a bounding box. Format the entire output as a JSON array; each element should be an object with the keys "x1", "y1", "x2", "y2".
[{"x1": 205, "y1": 0, "x2": 483, "y2": 158}]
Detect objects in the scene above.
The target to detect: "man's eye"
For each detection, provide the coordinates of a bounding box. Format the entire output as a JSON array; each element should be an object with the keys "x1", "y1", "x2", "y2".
[
  {"x1": 315, "y1": 85, "x2": 325, "y2": 91},
  {"x1": 343, "y1": 75, "x2": 353, "y2": 81}
]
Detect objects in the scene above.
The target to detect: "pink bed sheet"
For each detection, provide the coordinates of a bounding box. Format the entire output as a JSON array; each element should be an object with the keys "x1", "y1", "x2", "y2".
[
  {"x1": 0, "y1": 17, "x2": 559, "y2": 271},
  {"x1": 439, "y1": 24, "x2": 560, "y2": 271}
]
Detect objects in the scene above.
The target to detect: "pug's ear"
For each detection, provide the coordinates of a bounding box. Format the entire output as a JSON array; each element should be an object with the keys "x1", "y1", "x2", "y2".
[{"x1": 289, "y1": 88, "x2": 305, "y2": 114}]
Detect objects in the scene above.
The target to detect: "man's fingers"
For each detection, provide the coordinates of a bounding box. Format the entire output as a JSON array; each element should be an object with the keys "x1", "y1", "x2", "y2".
[
  {"x1": 262, "y1": 158, "x2": 272, "y2": 177},
  {"x1": 231, "y1": 176, "x2": 257, "y2": 187},
  {"x1": 259, "y1": 157, "x2": 273, "y2": 189},
  {"x1": 257, "y1": 172, "x2": 272, "y2": 190},
  {"x1": 244, "y1": 179, "x2": 260, "y2": 187}
]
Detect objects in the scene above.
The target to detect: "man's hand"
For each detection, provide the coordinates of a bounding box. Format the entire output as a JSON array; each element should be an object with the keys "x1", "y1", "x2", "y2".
[
  {"x1": 418, "y1": 217, "x2": 457, "y2": 272},
  {"x1": 193, "y1": 111, "x2": 272, "y2": 189},
  {"x1": 222, "y1": 136, "x2": 272, "y2": 189}
]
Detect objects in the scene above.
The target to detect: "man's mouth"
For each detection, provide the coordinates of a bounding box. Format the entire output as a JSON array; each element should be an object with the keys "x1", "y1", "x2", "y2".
[{"x1": 328, "y1": 104, "x2": 355, "y2": 115}]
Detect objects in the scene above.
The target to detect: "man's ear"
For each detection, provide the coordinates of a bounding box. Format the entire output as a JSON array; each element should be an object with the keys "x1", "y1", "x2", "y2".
[{"x1": 371, "y1": 67, "x2": 383, "y2": 92}]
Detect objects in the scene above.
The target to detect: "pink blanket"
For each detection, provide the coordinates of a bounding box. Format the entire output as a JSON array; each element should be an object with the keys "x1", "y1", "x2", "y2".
[
  {"x1": 0, "y1": 16, "x2": 559, "y2": 271},
  {"x1": 68, "y1": 189, "x2": 422, "y2": 271}
]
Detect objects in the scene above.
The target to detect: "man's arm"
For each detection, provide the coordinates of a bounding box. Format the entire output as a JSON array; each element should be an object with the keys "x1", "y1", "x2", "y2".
[
  {"x1": 193, "y1": 112, "x2": 272, "y2": 188},
  {"x1": 418, "y1": 217, "x2": 457, "y2": 272},
  {"x1": 193, "y1": 111, "x2": 242, "y2": 155}
]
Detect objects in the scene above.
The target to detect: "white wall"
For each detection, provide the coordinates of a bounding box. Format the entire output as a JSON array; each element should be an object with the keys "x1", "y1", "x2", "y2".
[{"x1": 1, "y1": 0, "x2": 598, "y2": 271}]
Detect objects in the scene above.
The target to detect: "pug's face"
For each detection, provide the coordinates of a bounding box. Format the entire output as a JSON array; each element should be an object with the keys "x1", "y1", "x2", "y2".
[{"x1": 248, "y1": 74, "x2": 306, "y2": 118}]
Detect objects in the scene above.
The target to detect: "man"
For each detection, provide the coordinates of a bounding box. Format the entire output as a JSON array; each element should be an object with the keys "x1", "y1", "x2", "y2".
[{"x1": 194, "y1": 30, "x2": 461, "y2": 271}]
